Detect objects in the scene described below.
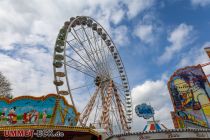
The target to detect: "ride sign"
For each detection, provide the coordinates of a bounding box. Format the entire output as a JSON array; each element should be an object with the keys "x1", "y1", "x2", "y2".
[{"x1": 135, "y1": 103, "x2": 154, "y2": 119}]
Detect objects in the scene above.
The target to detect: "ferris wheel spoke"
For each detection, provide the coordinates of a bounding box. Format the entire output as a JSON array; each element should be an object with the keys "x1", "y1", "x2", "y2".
[
  {"x1": 64, "y1": 62, "x2": 95, "y2": 78},
  {"x1": 88, "y1": 38, "x2": 109, "y2": 77},
  {"x1": 66, "y1": 41, "x2": 98, "y2": 74},
  {"x1": 87, "y1": 28, "x2": 111, "y2": 77},
  {"x1": 90, "y1": 29, "x2": 108, "y2": 75},
  {"x1": 65, "y1": 54, "x2": 97, "y2": 74},
  {"x1": 68, "y1": 37, "x2": 98, "y2": 72},
  {"x1": 92, "y1": 31, "x2": 110, "y2": 76},
  {"x1": 70, "y1": 82, "x2": 95, "y2": 91},
  {"x1": 66, "y1": 60, "x2": 94, "y2": 75},
  {"x1": 70, "y1": 33, "x2": 97, "y2": 70},
  {"x1": 114, "y1": 77, "x2": 129, "y2": 89},
  {"x1": 98, "y1": 37, "x2": 112, "y2": 76},
  {"x1": 81, "y1": 26, "x2": 102, "y2": 70},
  {"x1": 114, "y1": 88, "x2": 126, "y2": 107},
  {"x1": 114, "y1": 82, "x2": 129, "y2": 99},
  {"x1": 65, "y1": 59, "x2": 94, "y2": 74},
  {"x1": 114, "y1": 82, "x2": 127, "y2": 91},
  {"x1": 87, "y1": 28, "x2": 108, "y2": 75},
  {"x1": 71, "y1": 28, "x2": 100, "y2": 73},
  {"x1": 114, "y1": 82, "x2": 128, "y2": 100},
  {"x1": 104, "y1": 45, "x2": 118, "y2": 76},
  {"x1": 100, "y1": 39, "x2": 112, "y2": 77}
]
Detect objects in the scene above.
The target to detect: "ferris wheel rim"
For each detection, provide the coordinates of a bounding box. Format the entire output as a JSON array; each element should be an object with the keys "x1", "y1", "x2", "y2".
[{"x1": 53, "y1": 16, "x2": 133, "y2": 132}]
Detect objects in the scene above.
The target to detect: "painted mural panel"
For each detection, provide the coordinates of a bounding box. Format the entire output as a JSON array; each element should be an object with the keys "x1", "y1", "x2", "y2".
[
  {"x1": 54, "y1": 97, "x2": 78, "y2": 126},
  {"x1": 0, "y1": 94, "x2": 78, "y2": 126},
  {"x1": 168, "y1": 65, "x2": 210, "y2": 128}
]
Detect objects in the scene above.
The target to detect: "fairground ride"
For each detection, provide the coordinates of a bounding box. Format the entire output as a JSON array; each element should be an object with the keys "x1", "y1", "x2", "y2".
[{"x1": 53, "y1": 16, "x2": 133, "y2": 135}]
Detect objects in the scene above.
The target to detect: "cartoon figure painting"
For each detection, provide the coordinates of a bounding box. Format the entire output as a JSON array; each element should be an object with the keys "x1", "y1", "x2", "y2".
[
  {"x1": 34, "y1": 110, "x2": 39, "y2": 124},
  {"x1": 22, "y1": 110, "x2": 40, "y2": 124},
  {"x1": 42, "y1": 110, "x2": 47, "y2": 124},
  {"x1": 0, "y1": 108, "x2": 6, "y2": 122},
  {"x1": 23, "y1": 112, "x2": 29, "y2": 124},
  {"x1": 168, "y1": 65, "x2": 210, "y2": 128},
  {"x1": 7, "y1": 107, "x2": 17, "y2": 124},
  {"x1": 30, "y1": 110, "x2": 37, "y2": 124}
]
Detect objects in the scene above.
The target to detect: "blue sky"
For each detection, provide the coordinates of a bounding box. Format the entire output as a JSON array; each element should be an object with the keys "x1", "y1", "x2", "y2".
[
  {"x1": 119, "y1": 0, "x2": 210, "y2": 86},
  {"x1": 0, "y1": 0, "x2": 210, "y2": 131}
]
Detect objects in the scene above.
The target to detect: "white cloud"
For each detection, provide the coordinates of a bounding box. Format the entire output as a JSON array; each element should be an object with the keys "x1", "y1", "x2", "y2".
[
  {"x1": 110, "y1": 8, "x2": 125, "y2": 25},
  {"x1": 134, "y1": 24, "x2": 154, "y2": 45},
  {"x1": 133, "y1": 13, "x2": 163, "y2": 46},
  {"x1": 158, "y1": 23, "x2": 194, "y2": 64},
  {"x1": 131, "y1": 79, "x2": 174, "y2": 131},
  {"x1": 0, "y1": 31, "x2": 22, "y2": 50},
  {"x1": 112, "y1": 25, "x2": 129, "y2": 47},
  {"x1": 178, "y1": 42, "x2": 210, "y2": 67},
  {"x1": 0, "y1": 51, "x2": 54, "y2": 97},
  {"x1": 125, "y1": 0, "x2": 154, "y2": 19},
  {"x1": 177, "y1": 42, "x2": 210, "y2": 76},
  {"x1": 0, "y1": 0, "x2": 126, "y2": 51},
  {"x1": 191, "y1": 0, "x2": 210, "y2": 7},
  {"x1": 0, "y1": 0, "x2": 156, "y2": 50}
]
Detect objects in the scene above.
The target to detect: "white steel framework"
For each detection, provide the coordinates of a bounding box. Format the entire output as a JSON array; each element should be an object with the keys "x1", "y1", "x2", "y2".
[{"x1": 53, "y1": 16, "x2": 132, "y2": 134}]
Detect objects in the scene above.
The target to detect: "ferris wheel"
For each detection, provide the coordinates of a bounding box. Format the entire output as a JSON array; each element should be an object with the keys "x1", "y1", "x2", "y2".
[{"x1": 53, "y1": 16, "x2": 132, "y2": 134}]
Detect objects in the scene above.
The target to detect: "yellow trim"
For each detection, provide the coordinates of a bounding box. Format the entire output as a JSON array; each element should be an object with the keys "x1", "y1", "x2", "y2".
[{"x1": 50, "y1": 97, "x2": 60, "y2": 124}]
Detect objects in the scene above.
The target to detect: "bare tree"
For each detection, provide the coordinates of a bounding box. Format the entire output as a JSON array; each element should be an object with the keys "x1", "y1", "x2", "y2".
[{"x1": 0, "y1": 72, "x2": 12, "y2": 99}]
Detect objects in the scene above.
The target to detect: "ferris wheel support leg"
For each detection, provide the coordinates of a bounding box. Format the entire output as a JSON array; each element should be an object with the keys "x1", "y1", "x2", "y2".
[
  {"x1": 79, "y1": 87, "x2": 100, "y2": 126},
  {"x1": 114, "y1": 87, "x2": 129, "y2": 132},
  {"x1": 100, "y1": 80, "x2": 114, "y2": 134},
  {"x1": 100, "y1": 85, "x2": 106, "y2": 109}
]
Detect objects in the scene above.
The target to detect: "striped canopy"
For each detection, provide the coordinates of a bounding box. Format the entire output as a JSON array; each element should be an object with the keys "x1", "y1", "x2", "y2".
[{"x1": 143, "y1": 120, "x2": 167, "y2": 131}]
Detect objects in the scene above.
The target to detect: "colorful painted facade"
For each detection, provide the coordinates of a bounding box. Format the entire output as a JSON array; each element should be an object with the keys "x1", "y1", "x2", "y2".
[
  {"x1": 168, "y1": 65, "x2": 210, "y2": 128},
  {"x1": 0, "y1": 94, "x2": 79, "y2": 126}
]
